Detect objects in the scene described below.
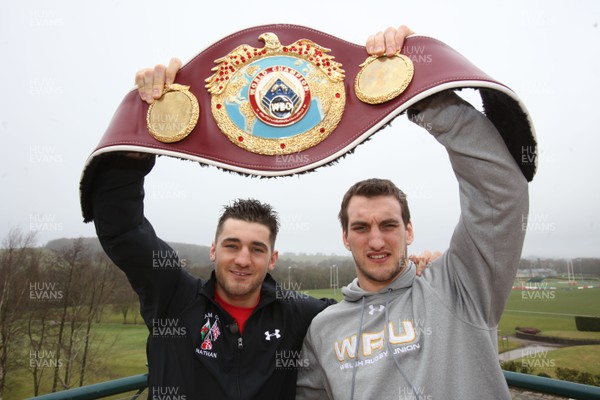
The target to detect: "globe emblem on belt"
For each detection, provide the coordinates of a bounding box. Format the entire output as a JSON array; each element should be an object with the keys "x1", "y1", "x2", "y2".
[
  {"x1": 206, "y1": 33, "x2": 346, "y2": 155},
  {"x1": 249, "y1": 67, "x2": 312, "y2": 127}
]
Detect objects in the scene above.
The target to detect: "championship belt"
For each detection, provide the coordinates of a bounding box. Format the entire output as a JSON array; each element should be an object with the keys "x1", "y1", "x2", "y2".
[{"x1": 80, "y1": 24, "x2": 537, "y2": 221}]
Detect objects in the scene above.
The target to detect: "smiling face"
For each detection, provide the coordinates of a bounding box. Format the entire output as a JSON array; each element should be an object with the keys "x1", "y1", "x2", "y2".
[
  {"x1": 343, "y1": 195, "x2": 414, "y2": 292},
  {"x1": 210, "y1": 218, "x2": 278, "y2": 307}
]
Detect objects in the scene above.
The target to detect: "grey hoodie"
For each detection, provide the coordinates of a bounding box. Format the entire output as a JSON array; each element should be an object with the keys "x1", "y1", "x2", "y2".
[{"x1": 296, "y1": 91, "x2": 529, "y2": 400}]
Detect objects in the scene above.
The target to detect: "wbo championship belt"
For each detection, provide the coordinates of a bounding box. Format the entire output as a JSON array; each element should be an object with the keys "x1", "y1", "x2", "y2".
[{"x1": 80, "y1": 24, "x2": 537, "y2": 221}]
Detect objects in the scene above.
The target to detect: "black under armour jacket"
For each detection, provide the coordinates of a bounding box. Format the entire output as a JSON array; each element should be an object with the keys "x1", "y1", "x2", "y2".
[{"x1": 89, "y1": 154, "x2": 332, "y2": 399}]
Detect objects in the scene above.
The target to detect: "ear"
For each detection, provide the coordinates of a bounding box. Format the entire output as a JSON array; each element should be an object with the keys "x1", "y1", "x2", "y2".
[
  {"x1": 268, "y1": 250, "x2": 279, "y2": 272},
  {"x1": 342, "y1": 229, "x2": 351, "y2": 250},
  {"x1": 209, "y1": 241, "x2": 216, "y2": 262},
  {"x1": 405, "y1": 221, "x2": 414, "y2": 245}
]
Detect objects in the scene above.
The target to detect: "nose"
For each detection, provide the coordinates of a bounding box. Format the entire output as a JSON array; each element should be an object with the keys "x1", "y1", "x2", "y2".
[
  {"x1": 368, "y1": 228, "x2": 385, "y2": 250},
  {"x1": 234, "y1": 247, "x2": 251, "y2": 267}
]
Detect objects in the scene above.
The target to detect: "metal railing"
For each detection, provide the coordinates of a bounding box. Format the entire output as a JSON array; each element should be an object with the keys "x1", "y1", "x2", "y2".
[
  {"x1": 28, "y1": 371, "x2": 600, "y2": 400},
  {"x1": 28, "y1": 373, "x2": 148, "y2": 400},
  {"x1": 504, "y1": 371, "x2": 600, "y2": 399}
]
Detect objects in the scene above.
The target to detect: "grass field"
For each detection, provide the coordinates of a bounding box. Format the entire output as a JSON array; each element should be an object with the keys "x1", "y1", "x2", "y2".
[
  {"x1": 499, "y1": 287, "x2": 600, "y2": 338},
  {"x1": 8, "y1": 286, "x2": 600, "y2": 398},
  {"x1": 6, "y1": 321, "x2": 149, "y2": 400},
  {"x1": 514, "y1": 345, "x2": 600, "y2": 378}
]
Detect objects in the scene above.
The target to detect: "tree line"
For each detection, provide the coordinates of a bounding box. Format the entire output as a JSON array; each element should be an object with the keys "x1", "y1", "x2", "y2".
[{"x1": 0, "y1": 229, "x2": 136, "y2": 397}]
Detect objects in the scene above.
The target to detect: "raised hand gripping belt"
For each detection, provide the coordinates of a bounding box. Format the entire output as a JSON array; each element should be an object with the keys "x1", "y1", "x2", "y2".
[{"x1": 80, "y1": 24, "x2": 537, "y2": 222}]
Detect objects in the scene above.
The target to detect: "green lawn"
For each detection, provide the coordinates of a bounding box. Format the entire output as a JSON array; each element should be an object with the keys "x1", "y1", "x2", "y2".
[
  {"x1": 504, "y1": 287, "x2": 600, "y2": 316},
  {"x1": 6, "y1": 319, "x2": 148, "y2": 400},
  {"x1": 91, "y1": 323, "x2": 148, "y2": 379},
  {"x1": 306, "y1": 288, "x2": 344, "y2": 302},
  {"x1": 511, "y1": 345, "x2": 600, "y2": 378},
  {"x1": 499, "y1": 288, "x2": 600, "y2": 338}
]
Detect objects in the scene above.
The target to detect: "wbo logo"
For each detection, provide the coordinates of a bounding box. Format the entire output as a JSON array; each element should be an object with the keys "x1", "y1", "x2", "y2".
[
  {"x1": 249, "y1": 67, "x2": 311, "y2": 127},
  {"x1": 206, "y1": 32, "x2": 346, "y2": 155}
]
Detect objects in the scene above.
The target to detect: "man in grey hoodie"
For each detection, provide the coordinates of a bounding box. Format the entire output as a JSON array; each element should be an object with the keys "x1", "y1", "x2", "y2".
[{"x1": 296, "y1": 27, "x2": 529, "y2": 400}]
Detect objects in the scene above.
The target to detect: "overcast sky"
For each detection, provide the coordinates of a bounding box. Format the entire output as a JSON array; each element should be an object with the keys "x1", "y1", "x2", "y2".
[{"x1": 1, "y1": 0, "x2": 599, "y2": 260}]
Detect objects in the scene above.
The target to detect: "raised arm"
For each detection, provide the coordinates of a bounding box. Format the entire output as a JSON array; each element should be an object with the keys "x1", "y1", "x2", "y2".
[
  {"x1": 410, "y1": 91, "x2": 529, "y2": 326},
  {"x1": 372, "y1": 25, "x2": 528, "y2": 326},
  {"x1": 91, "y1": 153, "x2": 196, "y2": 327}
]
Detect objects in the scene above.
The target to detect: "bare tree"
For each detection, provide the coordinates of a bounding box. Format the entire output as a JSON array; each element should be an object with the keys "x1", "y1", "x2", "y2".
[
  {"x1": 0, "y1": 228, "x2": 37, "y2": 398},
  {"x1": 79, "y1": 253, "x2": 113, "y2": 386},
  {"x1": 23, "y1": 240, "x2": 66, "y2": 397},
  {"x1": 22, "y1": 241, "x2": 122, "y2": 395},
  {"x1": 50, "y1": 238, "x2": 86, "y2": 392},
  {"x1": 111, "y1": 272, "x2": 138, "y2": 325},
  {"x1": 27, "y1": 304, "x2": 52, "y2": 396}
]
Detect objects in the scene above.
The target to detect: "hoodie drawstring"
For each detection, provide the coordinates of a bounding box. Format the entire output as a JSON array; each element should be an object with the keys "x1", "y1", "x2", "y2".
[
  {"x1": 384, "y1": 288, "x2": 420, "y2": 398},
  {"x1": 349, "y1": 296, "x2": 365, "y2": 400}
]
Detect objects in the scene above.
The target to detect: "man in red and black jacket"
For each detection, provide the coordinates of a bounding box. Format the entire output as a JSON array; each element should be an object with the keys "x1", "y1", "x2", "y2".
[{"x1": 90, "y1": 152, "x2": 333, "y2": 399}]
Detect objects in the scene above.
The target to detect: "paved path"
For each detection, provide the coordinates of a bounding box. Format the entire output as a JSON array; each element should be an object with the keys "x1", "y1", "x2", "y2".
[
  {"x1": 500, "y1": 343, "x2": 562, "y2": 362},
  {"x1": 504, "y1": 336, "x2": 574, "y2": 398}
]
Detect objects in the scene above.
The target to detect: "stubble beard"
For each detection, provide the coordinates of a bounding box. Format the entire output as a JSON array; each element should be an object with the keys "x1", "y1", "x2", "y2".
[
  {"x1": 215, "y1": 269, "x2": 262, "y2": 300},
  {"x1": 358, "y1": 257, "x2": 408, "y2": 284},
  {"x1": 356, "y1": 245, "x2": 409, "y2": 286}
]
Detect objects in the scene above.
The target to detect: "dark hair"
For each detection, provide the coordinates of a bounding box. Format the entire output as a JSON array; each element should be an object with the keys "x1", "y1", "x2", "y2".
[
  {"x1": 338, "y1": 178, "x2": 410, "y2": 231},
  {"x1": 215, "y1": 199, "x2": 280, "y2": 248}
]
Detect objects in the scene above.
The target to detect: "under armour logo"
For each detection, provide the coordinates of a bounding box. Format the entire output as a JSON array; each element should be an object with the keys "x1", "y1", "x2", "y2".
[
  {"x1": 265, "y1": 329, "x2": 281, "y2": 341},
  {"x1": 368, "y1": 305, "x2": 385, "y2": 315}
]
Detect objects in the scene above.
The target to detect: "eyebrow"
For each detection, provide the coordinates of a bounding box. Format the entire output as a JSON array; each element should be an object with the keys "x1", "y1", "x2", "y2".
[
  {"x1": 349, "y1": 218, "x2": 401, "y2": 228},
  {"x1": 221, "y1": 237, "x2": 269, "y2": 250}
]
